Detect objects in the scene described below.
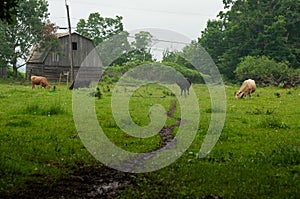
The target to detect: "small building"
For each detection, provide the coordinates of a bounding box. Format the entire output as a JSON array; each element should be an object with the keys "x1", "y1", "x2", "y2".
[
  {"x1": 0, "y1": 67, "x2": 8, "y2": 78},
  {"x1": 26, "y1": 32, "x2": 102, "y2": 82}
]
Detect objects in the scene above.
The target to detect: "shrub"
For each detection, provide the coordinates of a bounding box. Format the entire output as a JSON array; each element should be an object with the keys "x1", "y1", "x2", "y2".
[
  {"x1": 235, "y1": 56, "x2": 296, "y2": 86},
  {"x1": 258, "y1": 116, "x2": 289, "y2": 129}
]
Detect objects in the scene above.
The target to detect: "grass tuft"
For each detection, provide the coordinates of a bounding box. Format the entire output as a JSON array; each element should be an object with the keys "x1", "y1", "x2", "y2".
[
  {"x1": 23, "y1": 103, "x2": 65, "y2": 116},
  {"x1": 258, "y1": 116, "x2": 289, "y2": 129}
]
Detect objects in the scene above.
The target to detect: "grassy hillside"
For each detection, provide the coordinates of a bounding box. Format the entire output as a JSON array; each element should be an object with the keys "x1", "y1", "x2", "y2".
[{"x1": 0, "y1": 79, "x2": 299, "y2": 198}]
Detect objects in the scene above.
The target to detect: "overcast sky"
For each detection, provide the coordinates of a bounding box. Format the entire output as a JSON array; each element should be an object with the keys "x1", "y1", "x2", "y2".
[{"x1": 48, "y1": 0, "x2": 224, "y2": 40}]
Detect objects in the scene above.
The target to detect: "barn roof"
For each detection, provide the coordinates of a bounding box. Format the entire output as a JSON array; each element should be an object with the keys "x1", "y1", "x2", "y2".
[
  {"x1": 55, "y1": 32, "x2": 93, "y2": 41},
  {"x1": 26, "y1": 32, "x2": 93, "y2": 64},
  {"x1": 26, "y1": 44, "x2": 51, "y2": 64}
]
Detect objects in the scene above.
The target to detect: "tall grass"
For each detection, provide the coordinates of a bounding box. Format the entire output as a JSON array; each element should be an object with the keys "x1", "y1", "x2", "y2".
[{"x1": 23, "y1": 103, "x2": 66, "y2": 116}]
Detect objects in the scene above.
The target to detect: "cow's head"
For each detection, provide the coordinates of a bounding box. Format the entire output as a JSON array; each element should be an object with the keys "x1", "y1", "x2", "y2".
[{"x1": 235, "y1": 91, "x2": 244, "y2": 99}]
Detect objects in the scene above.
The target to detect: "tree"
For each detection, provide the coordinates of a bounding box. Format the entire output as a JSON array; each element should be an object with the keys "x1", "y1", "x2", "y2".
[
  {"x1": 130, "y1": 31, "x2": 153, "y2": 62},
  {"x1": 198, "y1": 19, "x2": 226, "y2": 66},
  {"x1": 131, "y1": 31, "x2": 153, "y2": 50},
  {"x1": 0, "y1": 0, "x2": 18, "y2": 24},
  {"x1": 76, "y1": 12, "x2": 124, "y2": 46},
  {"x1": 97, "y1": 31, "x2": 131, "y2": 66},
  {"x1": 0, "y1": 0, "x2": 56, "y2": 78},
  {"x1": 199, "y1": 0, "x2": 300, "y2": 81}
]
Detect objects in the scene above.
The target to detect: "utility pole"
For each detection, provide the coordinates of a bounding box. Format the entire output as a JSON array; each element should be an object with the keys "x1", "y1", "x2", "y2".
[{"x1": 65, "y1": 0, "x2": 74, "y2": 83}]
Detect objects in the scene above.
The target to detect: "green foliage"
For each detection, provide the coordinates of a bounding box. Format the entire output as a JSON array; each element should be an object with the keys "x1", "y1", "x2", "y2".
[
  {"x1": 198, "y1": 0, "x2": 300, "y2": 81},
  {"x1": 76, "y1": 12, "x2": 124, "y2": 46},
  {"x1": 96, "y1": 30, "x2": 154, "y2": 66},
  {"x1": 162, "y1": 50, "x2": 193, "y2": 69},
  {"x1": 102, "y1": 61, "x2": 205, "y2": 84},
  {"x1": 132, "y1": 31, "x2": 153, "y2": 51},
  {"x1": 163, "y1": 61, "x2": 205, "y2": 83},
  {"x1": 6, "y1": 66, "x2": 25, "y2": 78},
  {"x1": 97, "y1": 31, "x2": 131, "y2": 66},
  {"x1": 0, "y1": 0, "x2": 18, "y2": 24},
  {"x1": 0, "y1": 0, "x2": 55, "y2": 78},
  {"x1": 102, "y1": 61, "x2": 144, "y2": 82},
  {"x1": 235, "y1": 56, "x2": 294, "y2": 86},
  {"x1": 198, "y1": 19, "x2": 226, "y2": 66}
]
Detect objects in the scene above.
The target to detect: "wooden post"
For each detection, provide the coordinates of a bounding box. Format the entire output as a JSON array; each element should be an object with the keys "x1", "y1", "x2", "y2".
[
  {"x1": 58, "y1": 72, "x2": 62, "y2": 89},
  {"x1": 65, "y1": 0, "x2": 74, "y2": 83},
  {"x1": 66, "y1": 71, "x2": 69, "y2": 88}
]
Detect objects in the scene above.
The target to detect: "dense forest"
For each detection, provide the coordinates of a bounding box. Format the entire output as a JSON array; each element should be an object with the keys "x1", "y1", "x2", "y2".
[{"x1": 0, "y1": 0, "x2": 299, "y2": 85}]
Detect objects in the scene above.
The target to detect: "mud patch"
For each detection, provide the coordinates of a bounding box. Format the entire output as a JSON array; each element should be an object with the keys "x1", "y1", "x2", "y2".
[
  {"x1": 2, "y1": 166, "x2": 135, "y2": 199},
  {"x1": 2, "y1": 100, "x2": 183, "y2": 198}
]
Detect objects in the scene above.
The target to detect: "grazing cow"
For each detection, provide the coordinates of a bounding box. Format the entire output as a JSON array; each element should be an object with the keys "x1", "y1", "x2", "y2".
[
  {"x1": 235, "y1": 79, "x2": 256, "y2": 99},
  {"x1": 176, "y1": 78, "x2": 191, "y2": 96},
  {"x1": 31, "y1": 76, "x2": 51, "y2": 89}
]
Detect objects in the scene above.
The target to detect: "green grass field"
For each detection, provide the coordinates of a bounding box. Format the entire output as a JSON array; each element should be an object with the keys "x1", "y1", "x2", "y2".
[{"x1": 0, "y1": 79, "x2": 299, "y2": 198}]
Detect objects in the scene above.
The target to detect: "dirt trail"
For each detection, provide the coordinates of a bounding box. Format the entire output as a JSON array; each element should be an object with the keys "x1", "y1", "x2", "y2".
[
  {"x1": 2, "y1": 101, "x2": 181, "y2": 198},
  {"x1": 111, "y1": 100, "x2": 181, "y2": 173}
]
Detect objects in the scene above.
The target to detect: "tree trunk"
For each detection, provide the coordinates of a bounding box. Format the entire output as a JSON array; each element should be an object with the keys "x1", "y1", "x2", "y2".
[{"x1": 12, "y1": 56, "x2": 18, "y2": 78}]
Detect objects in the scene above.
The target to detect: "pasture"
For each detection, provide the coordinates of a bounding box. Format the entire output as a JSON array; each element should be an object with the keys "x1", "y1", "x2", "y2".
[{"x1": 0, "y1": 79, "x2": 299, "y2": 198}]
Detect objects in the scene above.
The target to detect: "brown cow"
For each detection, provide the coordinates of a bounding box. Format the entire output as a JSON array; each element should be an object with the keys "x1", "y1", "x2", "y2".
[
  {"x1": 235, "y1": 79, "x2": 256, "y2": 99},
  {"x1": 31, "y1": 76, "x2": 51, "y2": 89}
]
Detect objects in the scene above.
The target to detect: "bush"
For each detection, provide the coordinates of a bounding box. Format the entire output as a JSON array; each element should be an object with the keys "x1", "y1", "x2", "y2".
[
  {"x1": 235, "y1": 56, "x2": 296, "y2": 86},
  {"x1": 6, "y1": 67, "x2": 25, "y2": 79},
  {"x1": 102, "y1": 61, "x2": 206, "y2": 84}
]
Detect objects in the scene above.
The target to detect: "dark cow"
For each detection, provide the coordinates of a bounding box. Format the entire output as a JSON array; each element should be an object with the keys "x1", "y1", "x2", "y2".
[
  {"x1": 69, "y1": 80, "x2": 91, "y2": 90},
  {"x1": 176, "y1": 78, "x2": 191, "y2": 96}
]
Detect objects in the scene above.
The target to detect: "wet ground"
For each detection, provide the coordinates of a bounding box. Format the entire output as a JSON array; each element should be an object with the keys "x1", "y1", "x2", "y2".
[
  {"x1": 2, "y1": 101, "x2": 181, "y2": 198},
  {"x1": 3, "y1": 166, "x2": 135, "y2": 199}
]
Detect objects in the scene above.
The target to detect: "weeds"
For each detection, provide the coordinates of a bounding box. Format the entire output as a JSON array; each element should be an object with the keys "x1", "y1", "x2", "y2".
[
  {"x1": 246, "y1": 106, "x2": 276, "y2": 115},
  {"x1": 258, "y1": 116, "x2": 289, "y2": 129}
]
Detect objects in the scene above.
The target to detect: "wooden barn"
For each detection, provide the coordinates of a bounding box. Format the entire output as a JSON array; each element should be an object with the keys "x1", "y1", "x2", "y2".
[
  {"x1": 0, "y1": 67, "x2": 8, "y2": 78},
  {"x1": 26, "y1": 32, "x2": 102, "y2": 82}
]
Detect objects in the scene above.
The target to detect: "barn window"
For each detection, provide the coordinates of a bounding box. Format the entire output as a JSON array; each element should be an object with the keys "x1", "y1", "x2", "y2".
[
  {"x1": 72, "y1": 42, "x2": 77, "y2": 50},
  {"x1": 52, "y1": 52, "x2": 59, "y2": 62}
]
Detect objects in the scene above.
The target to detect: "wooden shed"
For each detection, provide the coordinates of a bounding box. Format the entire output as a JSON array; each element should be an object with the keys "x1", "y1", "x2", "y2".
[
  {"x1": 26, "y1": 32, "x2": 102, "y2": 82},
  {"x1": 0, "y1": 67, "x2": 8, "y2": 78}
]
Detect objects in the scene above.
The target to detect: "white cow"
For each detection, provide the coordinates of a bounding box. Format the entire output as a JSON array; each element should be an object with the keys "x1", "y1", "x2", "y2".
[{"x1": 235, "y1": 79, "x2": 256, "y2": 99}]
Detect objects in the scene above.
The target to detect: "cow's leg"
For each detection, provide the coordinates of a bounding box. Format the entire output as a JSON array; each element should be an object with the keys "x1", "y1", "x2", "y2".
[{"x1": 32, "y1": 82, "x2": 35, "y2": 89}]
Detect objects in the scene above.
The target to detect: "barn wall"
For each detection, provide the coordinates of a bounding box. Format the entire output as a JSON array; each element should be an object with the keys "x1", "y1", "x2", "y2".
[
  {"x1": 26, "y1": 33, "x2": 102, "y2": 83},
  {"x1": 0, "y1": 67, "x2": 8, "y2": 78},
  {"x1": 42, "y1": 33, "x2": 102, "y2": 82},
  {"x1": 26, "y1": 64, "x2": 44, "y2": 80}
]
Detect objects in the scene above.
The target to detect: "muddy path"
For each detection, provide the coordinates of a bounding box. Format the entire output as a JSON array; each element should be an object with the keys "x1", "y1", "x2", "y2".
[{"x1": 2, "y1": 101, "x2": 181, "y2": 198}]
